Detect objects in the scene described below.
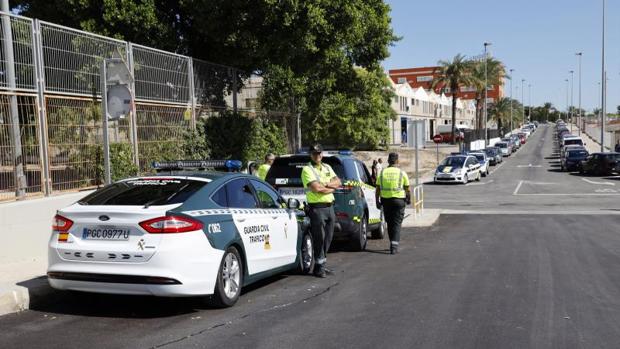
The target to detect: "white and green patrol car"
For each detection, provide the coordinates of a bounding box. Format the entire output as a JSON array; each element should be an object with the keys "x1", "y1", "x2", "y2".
[
  {"x1": 265, "y1": 151, "x2": 387, "y2": 251},
  {"x1": 47, "y1": 160, "x2": 314, "y2": 307}
]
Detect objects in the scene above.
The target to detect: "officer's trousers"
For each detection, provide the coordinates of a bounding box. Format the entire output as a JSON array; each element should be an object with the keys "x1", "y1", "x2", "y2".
[
  {"x1": 308, "y1": 205, "x2": 335, "y2": 266},
  {"x1": 382, "y1": 198, "x2": 406, "y2": 246}
]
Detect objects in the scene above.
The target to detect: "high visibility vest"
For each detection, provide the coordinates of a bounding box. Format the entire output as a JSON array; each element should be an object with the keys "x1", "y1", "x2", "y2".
[
  {"x1": 257, "y1": 164, "x2": 270, "y2": 180},
  {"x1": 301, "y1": 162, "x2": 336, "y2": 204},
  {"x1": 378, "y1": 167, "x2": 409, "y2": 199}
]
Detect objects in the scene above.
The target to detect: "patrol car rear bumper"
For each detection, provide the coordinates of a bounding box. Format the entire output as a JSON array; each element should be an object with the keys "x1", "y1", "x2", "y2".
[
  {"x1": 47, "y1": 231, "x2": 224, "y2": 297},
  {"x1": 333, "y1": 219, "x2": 358, "y2": 240}
]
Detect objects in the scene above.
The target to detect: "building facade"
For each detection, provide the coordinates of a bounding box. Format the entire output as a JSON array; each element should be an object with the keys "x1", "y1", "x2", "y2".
[{"x1": 389, "y1": 79, "x2": 476, "y2": 145}]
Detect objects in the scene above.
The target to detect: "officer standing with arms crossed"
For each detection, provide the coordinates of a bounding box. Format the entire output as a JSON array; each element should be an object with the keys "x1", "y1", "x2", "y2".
[
  {"x1": 301, "y1": 144, "x2": 341, "y2": 277},
  {"x1": 375, "y1": 152, "x2": 410, "y2": 254},
  {"x1": 257, "y1": 153, "x2": 275, "y2": 180}
]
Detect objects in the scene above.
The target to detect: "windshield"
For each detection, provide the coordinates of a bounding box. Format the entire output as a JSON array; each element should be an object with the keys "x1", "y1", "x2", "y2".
[
  {"x1": 497, "y1": 143, "x2": 507, "y2": 148},
  {"x1": 440, "y1": 157, "x2": 465, "y2": 167},
  {"x1": 485, "y1": 149, "x2": 496, "y2": 156},
  {"x1": 78, "y1": 178, "x2": 207, "y2": 206},
  {"x1": 567, "y1": 150, "x2": 588, "y2": 158},
  {"x1": 266, "y1": 156, "x2": 348, "y2": 187},
  {"x1": 471, "y1": 154, "x2": 485, "y2": 161}
]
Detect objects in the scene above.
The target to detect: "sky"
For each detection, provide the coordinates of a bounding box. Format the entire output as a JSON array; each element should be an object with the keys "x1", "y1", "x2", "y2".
[{"x1": 383, "y1": 0, "x2": 620, "y2": 113}]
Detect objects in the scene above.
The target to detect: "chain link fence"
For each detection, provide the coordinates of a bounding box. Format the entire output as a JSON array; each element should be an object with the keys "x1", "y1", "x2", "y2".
[{"x1": 0, "y1": 11, "x2": 282, "y2": 202}]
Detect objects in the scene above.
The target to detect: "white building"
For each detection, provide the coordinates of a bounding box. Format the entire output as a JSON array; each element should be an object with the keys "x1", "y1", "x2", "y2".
[{"x1": 388, "y1": 79, "x2": 476, "y2": 145}]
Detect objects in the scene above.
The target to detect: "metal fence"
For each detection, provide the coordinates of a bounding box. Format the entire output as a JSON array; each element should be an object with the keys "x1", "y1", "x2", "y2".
[{"x1": 0, "y1": 11, "x2": 269, "y2": 202}]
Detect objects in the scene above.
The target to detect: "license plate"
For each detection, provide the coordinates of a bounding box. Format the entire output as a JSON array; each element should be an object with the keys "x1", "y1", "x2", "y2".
[
  {"x1": 82, "y1": 227, "x2": 131, "y2": 241},
  {"x1": 279, "y1": 188, "x2": 305, "y2": 196}
]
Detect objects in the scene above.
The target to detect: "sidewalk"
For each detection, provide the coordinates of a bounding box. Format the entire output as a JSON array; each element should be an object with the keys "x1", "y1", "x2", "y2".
[{"x1": 402, "y1": 208, "x2": 441, "y2": 228}]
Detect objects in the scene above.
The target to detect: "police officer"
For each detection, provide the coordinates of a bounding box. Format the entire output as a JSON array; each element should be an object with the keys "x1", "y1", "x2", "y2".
[
  {"x1": 375, "y1": 152, "x2": 410, "y2": 254},
  {"x1": 257, "y1": 153, "x2": 275, "y2": 180},
  {"x1": 301, "y1": 144, "x2": 341, "y2": 277}
]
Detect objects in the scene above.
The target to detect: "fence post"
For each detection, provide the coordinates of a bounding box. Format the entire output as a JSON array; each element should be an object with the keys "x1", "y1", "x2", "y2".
[
  {"x1": 127, "y1": 43, "x2": 140, "y2": 169},
  {"x1": 1, "y1": 9, "x2": 27, "y2": 198},
  {"x1": 32, "y1": 19, "x2": 51, "y2": 196},
  {"x1": 187, "y1": 58, "x2": 197, "y2": 129}
]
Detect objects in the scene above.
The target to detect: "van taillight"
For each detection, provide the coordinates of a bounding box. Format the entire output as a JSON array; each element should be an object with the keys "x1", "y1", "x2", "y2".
[{"x1": 139, "y1": 215, "x2": 203, "y2": 234}]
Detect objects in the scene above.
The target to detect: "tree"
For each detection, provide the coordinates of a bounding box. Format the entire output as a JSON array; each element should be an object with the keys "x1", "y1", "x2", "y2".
[
  {"x1": 489, "y1": 97, "x2": 512, "y2": 134},
  {"x1": 470, "y1": 58, "x2": 506, "y2": 130},
  {"x1": 431, "y1": 54, "x2": 475, "y2": 144},
  {"x1": 15, "y1": 0, "x2": 398, "y2": 150}
]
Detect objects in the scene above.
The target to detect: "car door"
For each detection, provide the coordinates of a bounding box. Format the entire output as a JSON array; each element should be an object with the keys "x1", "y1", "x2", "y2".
[
  {"x1": 225, "y1": 178, "x2": 275, "y2": 275},
  {"x1": 249, "y1": 179, "x2": 297, "y2": 267},
  {"x1": 354, "y1": 160, "x2": 381, "y2": 224}
]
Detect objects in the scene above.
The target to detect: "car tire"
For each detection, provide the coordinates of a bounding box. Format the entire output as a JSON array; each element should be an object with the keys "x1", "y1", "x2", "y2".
[
  {"x1": 208, "y1": 246, "x2": 243, "y2": 308},
  {"x1": 475, "y1": 171, "x2": 481, "y2": 181},
  {"x1": 462, "y1": 173, "x2": 468, "y2": 184},
  {"x1": 371, "y1": 211, "x2": 386, "y2": 240},
  {"x1": 297, "y1": 229, "x2": 315, "y2": 274},
  {"x1": 350, "y1": 214, "x2": 368, "y2": 251},
  {"x1": 486, "y1": 168, "x2": 490, "y2": 176}
]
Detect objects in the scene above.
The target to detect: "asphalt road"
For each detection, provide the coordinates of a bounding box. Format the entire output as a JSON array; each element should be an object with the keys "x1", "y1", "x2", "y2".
[{"x1": 1, "y1": 124, "x2": 620, "y2": 348}]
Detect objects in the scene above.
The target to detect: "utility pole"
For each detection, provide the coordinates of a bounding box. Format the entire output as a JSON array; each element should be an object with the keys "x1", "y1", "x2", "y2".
[
  {"x1": 1, "y1": 0, "x2": 27, "y2": 198},
  {"x1": 509, "y1": 68, "x2": 514, "y2": 135},
  {"x1": 601, "y1": 0, "x2": 606, "y2": 152},
  {"x1": 576, "y1": 52, "x2": 582, "y2": 135},
  {"x1": 528, "y1": 83, "x2": 532, "y2": 122},
  {"x1": 521, "y1": 79, "x2": 525, "y2": 126},
  {"x1": 569, "y1": 70, "x2": 574, "y2": 133}
]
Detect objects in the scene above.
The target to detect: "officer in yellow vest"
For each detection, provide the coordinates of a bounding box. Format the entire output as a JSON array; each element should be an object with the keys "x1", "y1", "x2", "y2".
[
  {"x1": 257, "y1": 153, "x2": 275, "y2": 180},
  {"x1": 301, "y1": 144, "x2": 341, "y2": 277},
  {"x1": 375, "y1": 152, "x2": 410, "y2": 254}
]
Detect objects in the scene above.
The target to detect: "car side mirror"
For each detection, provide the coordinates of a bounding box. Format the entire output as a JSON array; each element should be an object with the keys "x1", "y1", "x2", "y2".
[{"x1": 287, "y1": 198, "x2": 300, "y2": 210}]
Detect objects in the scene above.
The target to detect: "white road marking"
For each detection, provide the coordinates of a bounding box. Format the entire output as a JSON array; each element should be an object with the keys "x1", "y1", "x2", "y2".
[
  {"x1": 489, "y1": 162, "x2": 505, "y2": 174},
  {"x1": 513, "y1": 180, "x2": 524, "y2": 195},
  {"x1": 441, "y1": 209, "x2": 620, "y2": 215},
  {"x1": 516, "y1": 164, "x2": 542, "y2": 168},
  {"x1": 468, "y1": 179, "x2": 494, "y2": 186},
  {"x1": 513, "y1": 193, "x2": 620, "y2": 196},
  {"x1": 595, "y1": 188, "x2": 618, "y2": 193},
  {"x1": 581, "y1": 178, "x2": 615, "y2": 186}
]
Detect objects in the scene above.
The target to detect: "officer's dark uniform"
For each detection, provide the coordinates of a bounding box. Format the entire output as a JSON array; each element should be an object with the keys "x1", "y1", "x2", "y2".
[
  {"x1": 376, "y1": 153, "x2": 410, "y2": 254},
  {"x1": 301, "y1": 144, "x2": 340, "y2": 277}
]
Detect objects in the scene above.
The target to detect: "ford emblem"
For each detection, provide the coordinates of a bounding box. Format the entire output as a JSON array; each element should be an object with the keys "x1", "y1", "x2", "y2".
[{"x1": 99, "y1": 215, "x2": 110, "y2": 221}]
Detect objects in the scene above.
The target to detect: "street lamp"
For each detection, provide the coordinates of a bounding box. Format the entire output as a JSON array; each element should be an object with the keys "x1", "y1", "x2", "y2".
[
  {"x1": 484, "y1": 42, "x2": 491, "y2": 146},
  {"x1": 601, "y1": 0, "x2": 606, "y2": 152},
  {"x1": 528, "y1": 83, "x2": 531, "y2": 122},
  {"x1": 509, "y1": 68, "x2": 514, "y2": 135},
  {"x1": 565, "y1": 79, "x2": 569, "y2": 122},
  {"x1": 569, "y1": 70, "x2": 574, "y2": 132},
  {"x1": 521, "y1": 78, "x2": 525, "y2": 126},
  {"x1": 576, "y1": 52, "x2": 582, "y2": 135}
]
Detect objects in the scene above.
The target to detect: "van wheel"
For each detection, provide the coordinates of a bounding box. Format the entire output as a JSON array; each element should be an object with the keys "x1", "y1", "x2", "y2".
[
  {"x1": 297, "y1": 230, "x2": 315, "y2": 274},
  {"x1": 208, "y1": 246, "x2": 243, "y2": 308},
  {"x1": 350, "y1": 214, "x2": 368, "y2": 251},
  {"x1": 371, "y1": 211, "x2": 386, "y2": 240}
]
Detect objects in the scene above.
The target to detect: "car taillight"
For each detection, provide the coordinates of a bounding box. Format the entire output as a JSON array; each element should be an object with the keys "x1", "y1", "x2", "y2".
[
  {"x1": 52, "y1": 214, "x2": 73, "y2": 231},
  {"x1": 336, "y1": 212, "x2": 349, "y2": 218},
  {"x1": 139, "y1": 215, "x2": 203, "y2": 234}
]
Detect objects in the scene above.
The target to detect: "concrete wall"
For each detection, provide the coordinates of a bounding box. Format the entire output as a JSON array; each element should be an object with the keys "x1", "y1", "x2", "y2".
[
  {"x1": 0, "y1": 191, "x2": 94, "y2": 265},
  {"x1": 469, "y1": 140, "x2": 486, "y2": 151}
]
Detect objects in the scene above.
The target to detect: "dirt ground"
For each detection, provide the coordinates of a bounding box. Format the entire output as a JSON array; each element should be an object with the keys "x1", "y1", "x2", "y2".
[{"x1": 356, "y1": 144, "x2": 459, "y2": 182}]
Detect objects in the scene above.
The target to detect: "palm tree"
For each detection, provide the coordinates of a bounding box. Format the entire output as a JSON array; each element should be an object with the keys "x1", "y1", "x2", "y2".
[
  {"x1": 489, "y1": 97, "x2": 512, "y2": 134},
  {"x1": 431, "y1": 54, "x2": 475, "y2": 144},
  {"x1": 471, "y1": 58, "x2": 506, "y2": 130}
]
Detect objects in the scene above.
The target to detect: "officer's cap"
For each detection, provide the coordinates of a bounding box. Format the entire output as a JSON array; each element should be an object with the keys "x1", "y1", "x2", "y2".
[{"x1": 309, "y1": 144, "x2": 323, "y2": 154}]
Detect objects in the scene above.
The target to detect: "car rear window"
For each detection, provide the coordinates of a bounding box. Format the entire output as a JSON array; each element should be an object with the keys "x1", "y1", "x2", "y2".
[
  {"x1": 471, "y1": 154, "x2": 485, "y2": 161},
  {"x1": 567, "y1": 150, "x2": 588, "y2": 158},
  {"x1": 497, "y1": 143, "x2": 507, "y2": 148},
  {"x1": 564, "y1": 139, "x2": 583, "y2": 146},
  {"x1": 78, "y1": 178, "x2": 207, "y2": 206},
  {"x1": 266, "y1": 156, "x2": 347, "y2": 187}
]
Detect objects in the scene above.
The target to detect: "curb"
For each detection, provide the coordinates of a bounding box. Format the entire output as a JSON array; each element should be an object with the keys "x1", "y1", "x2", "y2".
[
  {"x1": 403, "y1": 209, "x2": 441, "y2": 228},
  {"x1": 0, "y1": 276, "x2": 53, "y2": 317}
]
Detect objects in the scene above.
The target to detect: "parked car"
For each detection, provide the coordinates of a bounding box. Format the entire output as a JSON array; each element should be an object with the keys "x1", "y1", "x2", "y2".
[
  {"x1": 469, "y1": 152, "x2": 490, "y2": 177},
  {"x1": 434, "y1": 155, "x2": 481, "y2": 184},
  {"x1": 484, "y1": 146, "x2": 503, "y2": 165},
  {"x1": 560, "y1": 137, "x2": 585, "y2": 158},
  {"x1": 509, "y1": 135, "x2": 522, "y2": 150},
  {"x1": 496, "y1": 141, "x2": 512, "y2": 156},
  {"x1": 266, "y1": 151, "x2": 385, "y2": 250},
  {"x1": 579, "y1": 152, "x2": 620, "y2": 176},
  {"x1": 561, "y1": 148, "x2": 589, "y2": 172},
  {"x1": 517, "y1": 133, "x2": 527, "y2": 144}
]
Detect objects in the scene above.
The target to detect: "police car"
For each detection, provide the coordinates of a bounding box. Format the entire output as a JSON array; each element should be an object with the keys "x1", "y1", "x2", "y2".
[
  {"x1": 47, "y1": 160, "x2": 314, "y2": 307},
  {"x1": 265, "y1": 151, "x2": 386, "y2": 251}
]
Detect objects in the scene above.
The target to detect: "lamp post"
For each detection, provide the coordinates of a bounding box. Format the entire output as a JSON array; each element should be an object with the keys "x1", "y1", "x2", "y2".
[
  {"x1": 528, "y1": 83, "x2": 531, "y2": 122},
  {"x1": 510, "y1": 68, "x2": 514, "y2": 135},
  {"x1": 601, "y1": 0, "x2": 606, "y2": 152},
  {"x1": 521, "y1": 79, "x2": 525, "y2": 126},
  {"x1": 569, "y1": 70, "x2": 574, "y2": 132},
  {"x1": 484, "y1": 42, "x2": 491, "y2": 146},
  {"x1": 576, "y1": 52, "x2": 582, "y2": 135},
  {"x1": 565, "y1": 79, "x2": 569, "y2": 122}
]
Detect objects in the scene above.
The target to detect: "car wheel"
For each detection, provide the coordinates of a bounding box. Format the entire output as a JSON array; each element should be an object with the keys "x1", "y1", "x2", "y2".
[
  {"x1": 475, "y1": 171, "x2": 481, "y2": 181},
  {"x1": 462, "y1": 173, "x2": 468, "y2": 184},
  {"x1": 371, "y1": 211, "x2": 386, "y2": 240},
  {"x1": 297, "y1": 229, "x2": 315, "y2": 274},
  {"x1": 209, "y1": 246, "x2": 243, "y2": 308},
  {"x1": 486, "y1": 168, "x2": 490, "y2": 176},
  {"x1": 350, "y1": 214, "x2": 368, "y2": 251}
]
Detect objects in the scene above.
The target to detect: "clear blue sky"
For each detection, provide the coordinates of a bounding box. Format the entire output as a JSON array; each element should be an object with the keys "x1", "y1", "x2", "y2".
[{"x1": 383, "y1": 0, "x2": 620, "y2": 113}]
